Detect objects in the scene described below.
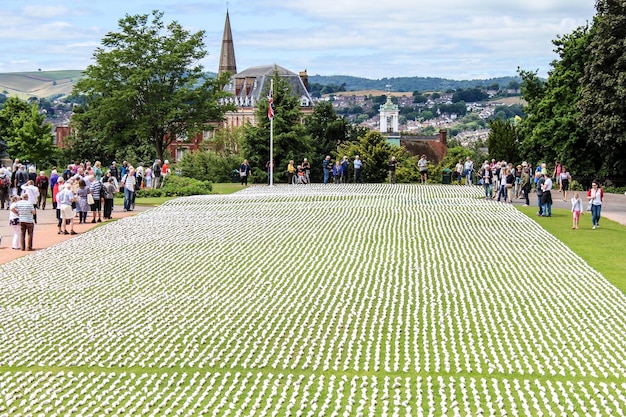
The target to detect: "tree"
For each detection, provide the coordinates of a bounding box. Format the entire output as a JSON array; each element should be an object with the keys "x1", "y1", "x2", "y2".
[
  {"x1": 487, "y1": 118, "x2": 520, "y2": 163},
  {"x1": 336, "y1": 131, "x2": 399, "y2": 183},
  {"x1": 578, "y1": 0, "x2": 626, "y2": 176},
  {"x1": 0, "y1": 97, "x2": 54, "y2": 165},
  {"x1": 71, "y1": 10, "x2": 234, "y2": 163},
  {"x1": 519, "y1": 25, "x2": 596, "y2": 175},
  {"x1": 304, "y1": 101, "x2": 352, "y2": 181},
  {"x1": 241, "y1": 72, "x2": 311, "y2": 183}
]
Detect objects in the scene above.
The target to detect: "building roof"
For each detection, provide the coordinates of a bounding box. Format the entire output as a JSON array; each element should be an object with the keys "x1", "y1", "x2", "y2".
[{"x1": 223, "y1": 64, "x2": 313, "y2": 108}]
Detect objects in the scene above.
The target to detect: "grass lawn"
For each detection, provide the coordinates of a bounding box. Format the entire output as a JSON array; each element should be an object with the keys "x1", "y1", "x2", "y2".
[{"x1": 516, "y1": 205, "x2": 626, "y2": 294}]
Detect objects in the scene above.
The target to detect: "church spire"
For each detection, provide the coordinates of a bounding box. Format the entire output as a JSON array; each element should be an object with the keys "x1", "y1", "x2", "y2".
[{"x1": 218, "y1": 10, "x2": 237, "y2": 76}]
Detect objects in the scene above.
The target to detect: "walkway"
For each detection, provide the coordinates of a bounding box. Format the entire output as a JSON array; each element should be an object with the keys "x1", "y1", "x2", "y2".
[{"x1": 0, "y1": 203, "x2": 150, "y2": 264}]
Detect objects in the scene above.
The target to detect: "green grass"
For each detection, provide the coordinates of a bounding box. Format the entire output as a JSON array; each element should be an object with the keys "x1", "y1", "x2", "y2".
[
  {"x1": 211, "y1": 182, "x2": 248, "y2": 194},
  {"x1": 517, "y1": 205, "x2": 626, "y2": 294}
]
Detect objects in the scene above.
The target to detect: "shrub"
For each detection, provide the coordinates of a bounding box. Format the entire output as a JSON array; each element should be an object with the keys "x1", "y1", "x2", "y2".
[
  {"x1": 177, "y1": 151, "x2": 242, "y2": 183},
  {"x1": 161, "y1": 175, "x2": 212, "y2": 197},
  {"x1": 135, "y1": 188, "x2": 164, "y2": 198}
]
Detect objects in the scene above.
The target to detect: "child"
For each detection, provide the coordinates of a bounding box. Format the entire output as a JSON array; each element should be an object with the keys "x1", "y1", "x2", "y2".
[{"x1": 571, "y1": 192, "x2": 582, "y2": 229}]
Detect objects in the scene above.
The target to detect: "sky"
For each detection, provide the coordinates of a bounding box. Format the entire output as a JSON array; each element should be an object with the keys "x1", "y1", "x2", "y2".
[{"x1": 0, "y1": 0, "x2": 597, "y2": 81}]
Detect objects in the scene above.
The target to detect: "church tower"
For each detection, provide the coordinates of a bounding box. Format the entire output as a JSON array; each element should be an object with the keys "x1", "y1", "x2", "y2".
[
  {"x1": 379, "y1": 96, "x2": 399, "y2": 133},
  {"x1": 218, "y1": 10, "x2": 237, "y2": 76}
]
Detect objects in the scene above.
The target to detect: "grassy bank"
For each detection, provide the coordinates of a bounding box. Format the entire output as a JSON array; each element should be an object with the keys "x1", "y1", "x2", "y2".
[{"x1": 517, "y1": 205, "x2": 626, "y2": 294}]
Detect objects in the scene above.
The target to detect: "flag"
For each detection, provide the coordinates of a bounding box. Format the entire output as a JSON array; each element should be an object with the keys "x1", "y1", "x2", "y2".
[{"x1": 267, "y1": 86, "x2": 274, "y2": 120}]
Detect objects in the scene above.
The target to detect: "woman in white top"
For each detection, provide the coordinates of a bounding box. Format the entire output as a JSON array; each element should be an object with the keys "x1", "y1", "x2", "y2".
[{"x1": 8, "y1": 196, "x2": 20, "y2": 249}]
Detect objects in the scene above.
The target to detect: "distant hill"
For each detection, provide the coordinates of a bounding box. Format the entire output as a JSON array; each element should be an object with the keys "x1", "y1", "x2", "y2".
[
  {"x1": 0, "y1": 70, "x2": 83, "y2": 100},
  {"x1": 0, "y1": 70, "x2": 521, "y2": 100},
  {"x1": 308, "y1": 74, "x2": 522, "y2": 93}
]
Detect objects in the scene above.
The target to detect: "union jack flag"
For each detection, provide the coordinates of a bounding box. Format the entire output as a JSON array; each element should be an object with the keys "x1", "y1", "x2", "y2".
[{"x1": 267, "y1": 86, "x2": 274, "y2": 120}]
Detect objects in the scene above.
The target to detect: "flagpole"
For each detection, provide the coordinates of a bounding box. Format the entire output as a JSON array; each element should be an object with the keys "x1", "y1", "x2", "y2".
[{"x1": 269, "y1": 78, "x2": 274, "y2": 187}]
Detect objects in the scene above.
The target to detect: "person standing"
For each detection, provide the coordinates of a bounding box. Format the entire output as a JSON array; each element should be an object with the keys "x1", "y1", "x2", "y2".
[
  {"x1": 535, "y1": 171, "x2": 545, "y2": 216},
  {"x1": 0, "y1": 171, "x2": 10, "y2": 210},
  {"x1": 587, "y1": 181, "x2": 604, "y2": 229},
  {"x1": 287, "y1": 160, "x2": 296, "y2": 185},
  {"x1": 463, "y1": 157, "x2": 474, "y2": 185},
  {"x1": 135, "y1": 163, "x2": 144, "y2": 189},
  {"x1": 332, "y1": 160, "x2": 342, "y2": 184},
  {"x1": 418, "y1": 155, "x2": 428, "y2": 184},
  {"x1": 12, "y1": 193, "x2": 36, "y2": 251},
  {"x1": 102, "y1": 177, "x2": 116, "y2": 220},
  {"x1": 455, "y1": 159, "x2": 464, "y2": 185},
  {"x1": 14, "y1": 165, "x2": 28, "y2": 196},
  {"x1": 88, "y1": 175, "x2": 103, "y2": 223},
  {"x1": 480, "y1": 162, "x2": 493, "y2": 199},
  {"x1": 21, "y1": 180, "x2": 39, "y2": 223},
  {"x1": 161, "y1": 160, "x2": 170, "y2": 184},
  {"x1": 322, "y1": 156, "x2": 332, "y2": 184},
  {"x1": 520, "y1": 167, "x2": 531, "y2": 206},
  {"x1": 109, "y1": 161, "x2": 120, "y2": 181},
  {"x1": 388, "y1": 156, "x2": 398, "y2": 184},
  {"x1": 53, "y1": 177, "x2": 66, "y2": 233},
  {"x1": 239, "y1": 159, "x2": 250, "y2": 186},
  {"x1": 301, "y1": 158, "x2": 311, "y2": 184},
  {"x1": 144, "y1": 165, "x2": 153, "y2": 188},
  {"x1": 571, "y1": 192, "x2": 582, "y2": 229},
  {"x1": 93, "y1": 161, "x2": 103, "y2": 182},
  {"x1": 559, "y1": 166, "x2": 571, "y2": 201},
  {"x1": 57, "y1": 183, "x2": 77, "y2": 235},
  {"x1": 541, "y1": 172, "x2": 553, "y2": 217},
  {"x1": 152, "y1": 159, "x2": 162, "y2": 189},
  {"x1": 76, "y1": 179, "x2": 91, "y2": 224},
  {"x1": 265, "y1": 159, "x2": 274, "y2": 185},
  {"x1": 122, "y1": 168, "x2": 136, "y2": 211},
  {"x1": 353, "y1": 155, "x2": 364, "y2": 183},
  {"x1": 35, "y1": 171, "x2": 49, "y2": 209},
  {"x1": 8, "y1": 196, "x2": 21, "y2": 250},
  {"x1": 341, "y1": 156, "x2": 350, "y2": 184}
]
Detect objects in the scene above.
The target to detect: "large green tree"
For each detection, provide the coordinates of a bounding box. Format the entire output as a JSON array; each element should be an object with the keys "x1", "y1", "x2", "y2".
[
  {"x1": 519, "y1": 25, "x2": 596, "y2": 175},
  {"x1": 487, "y1": 118, "x2": 520, "y2": 163},
  {"x1": 336, "y1": 130, "x2": 401, "y2": 183},
  {"x1": 304, "y1": 101, "x2": 353, "y2": 181},
  {"x1": 578, "y1": 0, "x2": 626, "y2": 176},
  {"x1": 71, "y1": 10, "x2": 233, "y2": 163},
  {"x1": 241, "y1": 73, "x2": 312, "y2": 183},
  {"x1": 0, "y1": 97, "x2": 54, "y2": 165}
]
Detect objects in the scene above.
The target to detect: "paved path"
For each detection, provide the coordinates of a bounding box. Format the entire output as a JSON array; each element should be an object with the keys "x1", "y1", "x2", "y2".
[{"x1": 0, "y1": 202, "x2": 150, "y2": 264}]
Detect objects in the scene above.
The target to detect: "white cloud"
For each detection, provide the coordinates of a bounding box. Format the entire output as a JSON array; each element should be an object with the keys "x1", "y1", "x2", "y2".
[
  {"x1": 0, "y1": 0, "x2": 597, "y2": 79},
  {"x1": 21, "y1": 5, "x2": 69, "y2": 19}
]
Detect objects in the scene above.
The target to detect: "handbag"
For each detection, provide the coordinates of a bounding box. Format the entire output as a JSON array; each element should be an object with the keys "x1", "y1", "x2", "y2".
[
  {"x1": 9, "y1": 218, "x2": 19, "y2": 226},
  {"x1": 87, "y1": 193, "x2": 95, "y2": 205},
  {"x1": 586, "y1": 202, "x2": 592, "y2": 212}
]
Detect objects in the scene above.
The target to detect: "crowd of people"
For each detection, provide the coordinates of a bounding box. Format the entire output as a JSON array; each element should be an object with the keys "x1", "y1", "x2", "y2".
[{"x1": 1, "y1": 158, "x2": 172, "y2": 251}]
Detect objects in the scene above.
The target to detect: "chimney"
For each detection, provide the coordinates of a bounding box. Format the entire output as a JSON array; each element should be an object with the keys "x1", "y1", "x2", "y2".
[{"x1": 439, "y1": 129, "x2": 447, "y2": 146}]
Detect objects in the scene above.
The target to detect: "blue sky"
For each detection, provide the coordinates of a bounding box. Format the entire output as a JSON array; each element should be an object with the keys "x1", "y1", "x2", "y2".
[{"x1": 0, "y1": 0, "x2": 596, "y2": 81}]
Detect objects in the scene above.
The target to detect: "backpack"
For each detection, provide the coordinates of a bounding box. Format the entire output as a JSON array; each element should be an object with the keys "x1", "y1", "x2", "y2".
[
  {"x1": 0, "y1": 176, "x2": 9, "y2": 189},
  {"x1": 39, "y1": 177, "x2": 49, "y2": 189}
]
